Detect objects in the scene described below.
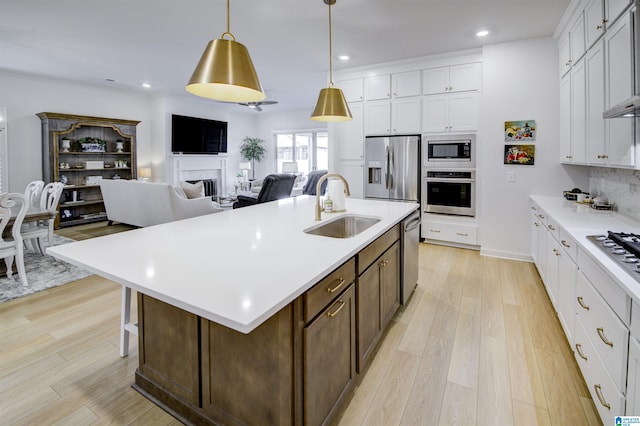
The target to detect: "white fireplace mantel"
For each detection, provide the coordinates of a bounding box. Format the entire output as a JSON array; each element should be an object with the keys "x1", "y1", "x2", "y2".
[{"x1": 172, "y1": 155, "x2": 227, "y2": 195}]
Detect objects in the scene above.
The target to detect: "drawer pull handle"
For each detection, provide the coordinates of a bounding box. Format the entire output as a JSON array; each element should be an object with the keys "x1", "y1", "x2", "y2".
[
  {"x1": 327, "y1": 300, "x2": 345, "y2": 318},
  {"x1": 548, "y1": 225, "x2": 555, "y2": 231},
  {"x1": 534, "y1": 222, "x2": 539, "y2": 227},
  {"x1": 430, "y1": 229, "x2": 441, "y2": 233},
  {"x1": 531, "y1": 206, "x2": 537, "y2": 210},
  {"x1": 327, "y1": 278, "x2": 345, "y2": 294},
  {"x1": 596, "y1": 327, "x2": 614, "y2": 347},
  {"x1": 553, "y1": 248, "x2": 560, "y2": 256},
  {"x1": 561, "y1": 240, "x2": 571, "y2": 248},
  {"x1": 577, "y1": 296, "x2": 590, "y2": 310},
  {"x1": 575, "y1": 343, "x2": 588, "y2": 361},
  {"x1": 538, "y1": 214, "x2": 545, "y2": 219},
  {"x1": 594, "y1": 384, "x2": 611, "y2": 410},
  {"x1": 456, "y1": 232, "x2": 468, "y2": 236}
]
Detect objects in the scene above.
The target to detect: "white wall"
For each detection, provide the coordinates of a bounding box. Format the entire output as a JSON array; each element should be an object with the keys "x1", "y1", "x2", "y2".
[
  {"x1": 0, "y1": 72, "x2": 153, "y2": 192},
  {"x1": 479, "y1": 37, "x2": 588, "y2": 260},
  {"x1": 0, "y1": 71, "x2": 263, "y2": 195}
]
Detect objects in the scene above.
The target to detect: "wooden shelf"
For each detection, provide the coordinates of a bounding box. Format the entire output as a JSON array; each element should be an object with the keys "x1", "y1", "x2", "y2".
[{"x1": 38, "y1": 112, "x2": 139, "y2": 228}]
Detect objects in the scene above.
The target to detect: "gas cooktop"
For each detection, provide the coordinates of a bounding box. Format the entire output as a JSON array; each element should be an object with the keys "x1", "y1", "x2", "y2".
[{"x1": 587, "y1": 232, "x2": 640, "y2": 284}]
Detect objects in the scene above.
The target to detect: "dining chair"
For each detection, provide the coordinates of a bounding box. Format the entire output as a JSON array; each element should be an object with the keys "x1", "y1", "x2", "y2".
[
  {"x1": 24, "y1": 180, "x2": 45, "y2": 208},
  {"x1": 0, "y1": 193, "x2": 29, "y2": 286},
  {"x1": 22, "y1": 182, "x2": 64, "y2": 254}
]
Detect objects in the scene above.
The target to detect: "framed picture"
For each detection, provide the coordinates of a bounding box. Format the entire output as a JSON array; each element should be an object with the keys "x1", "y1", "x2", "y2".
[
  {"x1": 505, "y1": 120, "x2": 536, "y2": 141},
  {"x1": 504, "y1": 144, "x2": 535, "y2": 165}
]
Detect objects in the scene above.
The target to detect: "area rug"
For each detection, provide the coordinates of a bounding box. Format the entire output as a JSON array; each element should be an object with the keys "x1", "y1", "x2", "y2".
[{"x1": 0, "y1": 235, "x2": 92, "y2": 303}]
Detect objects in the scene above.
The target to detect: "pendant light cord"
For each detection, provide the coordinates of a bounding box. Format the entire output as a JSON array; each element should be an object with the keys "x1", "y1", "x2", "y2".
[
  {"x1": 328, "y1": 1, "x2": 334, "y2": 87},
  {"x1": 222, "y1": 0, "x2": 235, "y2": 41}
]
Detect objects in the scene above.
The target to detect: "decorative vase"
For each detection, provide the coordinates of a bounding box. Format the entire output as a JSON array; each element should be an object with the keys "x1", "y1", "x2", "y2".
[
  {"x1": 61, "y1": 139, "x2": 71, "y2": 153},
  {"x1": 116, "y1": 141, "x2": 124, "y2": 153}
]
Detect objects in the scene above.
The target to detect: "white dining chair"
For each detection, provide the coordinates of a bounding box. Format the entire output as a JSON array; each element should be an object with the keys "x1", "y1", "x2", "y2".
[
  {"x1": 22, "y1": 182, "x2": 64, "y2": 254},
  {"x1": 0, "y1": 193, "x2": 29, "y2": 286},
  {"x1": 24, "y1": 180, "x2": 45, "y2": 208}
]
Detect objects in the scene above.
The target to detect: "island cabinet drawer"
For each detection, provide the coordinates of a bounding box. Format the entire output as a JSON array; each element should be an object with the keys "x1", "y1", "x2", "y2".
[
  {"x1": 574, "y1": 317, "x2": 625, "y2": 422},
  {"x1": 357, "y1": 225, "x2": 399, "y2": 275},
  {"x1": 576, "y1": 271, "x2": 629, "y2": 391},
  {"x1": 304, "y1": 257, "x2": 356, "y2": 323}
]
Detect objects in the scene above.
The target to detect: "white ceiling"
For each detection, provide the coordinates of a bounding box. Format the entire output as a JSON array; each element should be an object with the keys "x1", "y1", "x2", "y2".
[{"x1": 0, "y1": 0, "x2": 571, "y2": 113}]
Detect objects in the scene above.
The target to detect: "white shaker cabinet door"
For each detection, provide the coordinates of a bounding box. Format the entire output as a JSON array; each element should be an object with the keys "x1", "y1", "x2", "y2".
[
  {"x1": 559, "y1": 76, "x2": 572, "y2": 163},
  {"x1": 586, "y1": 41, "x2": 607, "y2": 164},
  {"x1": 364, "y1": 75, "x2": 391, "y2": 101},
  {"x1": 334, "y1": 103, "x2": 364, "y2": 160},
  {"x1": 364, "y1": 101, "x2": 391, "y2": 135},
  {"x1": 421, "y1": 95, "x2": 449, "y2": 133},
  {"x1": 391, "y1": 98, "x2": 421, "y2": 134},
  {"x1": 585, "y1": 0, "x2": 606, "y2": 48},
  {"x1": 448, "y1": 63, "x2": 482, "y2": 92},
  {"x1": 570, "y1": 59, "x2": 587, "y2": 164},
  {"x1": 448, "y1": 92, "x2": 479, "y2": 132},
  {"x1": 627, "y1": 336, "x2": 640, "y2": 415}
]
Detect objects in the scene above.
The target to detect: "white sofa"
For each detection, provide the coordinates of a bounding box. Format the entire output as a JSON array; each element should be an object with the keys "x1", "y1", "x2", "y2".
[{"x1": 100, "y1": 180, "x2": 222, "y2": 227}]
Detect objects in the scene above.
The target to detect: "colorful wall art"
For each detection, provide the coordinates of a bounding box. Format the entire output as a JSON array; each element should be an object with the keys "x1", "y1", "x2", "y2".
[
  {"x1": 505, "y1": 120, "x2": 536, "y2": 141},
  {"x1": 504, "y1": 144, "x2": 535, "y2": 165}
]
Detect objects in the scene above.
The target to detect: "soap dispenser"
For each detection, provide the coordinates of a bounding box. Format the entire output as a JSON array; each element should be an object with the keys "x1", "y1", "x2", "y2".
[{"x1": 323, "y1": 196, "x2": 333, "y2": 213}]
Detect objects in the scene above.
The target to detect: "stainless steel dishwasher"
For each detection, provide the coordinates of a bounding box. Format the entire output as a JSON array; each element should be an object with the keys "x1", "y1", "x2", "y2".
[{"x1": 400, "y1": 209, "x2": 421, "y2": 305}]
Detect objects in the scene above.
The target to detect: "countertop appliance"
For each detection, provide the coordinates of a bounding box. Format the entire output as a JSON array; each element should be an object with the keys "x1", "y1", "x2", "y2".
[
  {"x1": 423, "y1": 133, "x2": 476, "y2": 169},
  {"x1": 364, "y1": 135, "x2": 420, "y2": 202},
  {"x1": 401, "y1": 209, "x2": 421, "y2": 305},
  {"x1": 587, "y1": 232, "x2": 640, "y2": 283},
  {"x1": 603, "y1": 0, "x2": 639, "y2": 118}
]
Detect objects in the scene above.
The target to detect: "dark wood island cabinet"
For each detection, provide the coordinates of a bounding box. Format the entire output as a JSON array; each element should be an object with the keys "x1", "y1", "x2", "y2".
[{"x1": 133, "y1": 225, "x2": 401, "y2": 426}]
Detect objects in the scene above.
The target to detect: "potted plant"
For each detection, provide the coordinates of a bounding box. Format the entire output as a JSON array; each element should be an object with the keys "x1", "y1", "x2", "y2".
[
  {"x1": 78, "y1": 137, "x2": 106, "y2": 152},
  {"x1": 240, "y1": 137, "x2": 266, "y2": 180}
]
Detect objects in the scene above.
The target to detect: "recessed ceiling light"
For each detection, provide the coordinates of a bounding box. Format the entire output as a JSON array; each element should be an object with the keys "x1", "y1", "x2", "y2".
[
  {"x1": 476, "y1": 30, "x2": 489, "y2": 37},
  {"x1": 105, "y1": 78, "x2": 115, "y2": 82},
  {"x1": 141, "y1": 83, "x2": 152, "y2": 89},
  {"x1": 338, "y1": 55, "x2": 349, "y2": 61}
]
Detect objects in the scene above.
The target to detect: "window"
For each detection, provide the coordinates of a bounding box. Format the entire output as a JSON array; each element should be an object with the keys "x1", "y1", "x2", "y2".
[{"x1": 275, "y1": 130, "x2": 328, "y2": 174}]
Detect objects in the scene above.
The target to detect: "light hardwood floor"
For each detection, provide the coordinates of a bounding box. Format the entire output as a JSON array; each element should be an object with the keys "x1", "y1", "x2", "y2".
[{"x1": 0, "y1": 223, "x2": 601, "y2": 425}]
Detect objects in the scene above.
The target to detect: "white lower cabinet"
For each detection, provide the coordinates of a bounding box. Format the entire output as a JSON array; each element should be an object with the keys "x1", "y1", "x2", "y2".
[
  {"x1": 574, "y1": 316, "x2": 626, "y2": 419},
  {"x1": 627, "y1": 336, "x2": 640, "y2": 415},
  {"x1": 422, "y1": 219, "x2": 477, "y2": 245},
  {"x1": 530, "y1": 197, "x2": 633, "y2": 424}
]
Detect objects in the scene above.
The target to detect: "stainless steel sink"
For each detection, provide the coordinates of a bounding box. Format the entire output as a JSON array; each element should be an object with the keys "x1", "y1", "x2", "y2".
[{"x1": 304, "y1": 214, "x2": 381, "y2": 238}]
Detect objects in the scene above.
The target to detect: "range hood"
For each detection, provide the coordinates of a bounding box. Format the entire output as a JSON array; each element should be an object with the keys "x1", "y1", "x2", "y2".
[{"x1": 603, "y1": 95, "x2": 640, "y2": 118}]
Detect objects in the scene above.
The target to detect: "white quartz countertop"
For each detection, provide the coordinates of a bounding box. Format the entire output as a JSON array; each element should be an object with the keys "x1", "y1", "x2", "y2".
[
  {"x1": 48, "y1": 196, "x2": 418, "y2": 333},
  {"x1": 530, "y1": 195, "x2": 640, "y2": 304}
]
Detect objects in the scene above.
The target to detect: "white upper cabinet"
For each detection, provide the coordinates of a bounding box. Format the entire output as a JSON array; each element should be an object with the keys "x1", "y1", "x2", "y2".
[
  {"x1": 422, "y1": 63, "x2": 481, "y2": 95},
  {"x1": 586, "y1": 40, "x2": 608, "y2": 165},
  {"x1": 364, "y1": 75, "x2": 391, "y2": 100},
  {"x1": 606, "y1": 0, "x2": 633, "y2": 25},
  {"x1": 364, "y1": 99, "x2": 421, "y2": 135},
  {"x1": 422, "y1": 92, "x2": 479, "y2": 133},
  {"x1": 336, "y1": 78, "x2": 364, "y2": 103},
  {"x1": 604, "y1": 8, "x2": 635, "y2": 167},
  {"x1": 333, "y1": 103, "x2": 364, "y2": 160},
  {"x1": 559, "y1": 34, "x2": 572, "y2": 78},
  {"x1": 585, "y1": 0, "x2": 606, "y2": 48},
  {"x1": 558, "y1": 12, "x2": 587, "y2": 78},
  {"x1": 391, "y1": 71, "x2": 421, "y2": 98},
  {"x1": 570, "y1": 59, "x2": 587, "y2": 164},
  {"x1": 559, "y1": 76, "x2": 572, "y2": 162}
]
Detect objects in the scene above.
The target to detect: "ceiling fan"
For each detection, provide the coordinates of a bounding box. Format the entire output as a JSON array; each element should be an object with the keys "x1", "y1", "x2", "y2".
[{"x1": 238, "y1": 101, "x2": 278, "y2": 111}]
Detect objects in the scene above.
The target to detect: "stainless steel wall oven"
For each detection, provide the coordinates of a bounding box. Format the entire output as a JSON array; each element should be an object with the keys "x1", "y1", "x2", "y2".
[{"x1": 423, "y1": 170, "x2": 476, "y2": 217}]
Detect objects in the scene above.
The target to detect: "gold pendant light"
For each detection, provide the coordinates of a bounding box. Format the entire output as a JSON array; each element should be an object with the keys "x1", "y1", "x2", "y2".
[
  {"x1": 310, "y1": 0, "x2": 352, "y2": 122},
  {"x1": 186, "y1": 0, "x2": 266, "y2": 103}
]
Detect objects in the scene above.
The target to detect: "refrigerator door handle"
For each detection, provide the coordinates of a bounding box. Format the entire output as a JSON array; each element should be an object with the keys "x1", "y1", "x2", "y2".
[
  {"x1": 389, "y1": 146, "x2": 394, "y2": 190},
  {"x1": 385, "y1": 145, "x2": 390, "y2": 189}
]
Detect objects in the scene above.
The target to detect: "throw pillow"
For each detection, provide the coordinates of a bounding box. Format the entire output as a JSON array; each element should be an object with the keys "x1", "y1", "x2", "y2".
[
  {"x1": 180, "y1": 180, "x2": 205, "y2": 199},
  {"x1": 173, "y1": 185, "x2": 188, "y2": 199}
]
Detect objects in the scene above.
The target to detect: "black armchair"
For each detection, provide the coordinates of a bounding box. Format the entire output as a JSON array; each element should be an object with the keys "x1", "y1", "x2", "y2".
[
  {"x1": 302, "y1": 170, "x2": 328, "y2": 195},
  {"x1": 233, "y1": 174, "x2": 296, "y2": 209}
]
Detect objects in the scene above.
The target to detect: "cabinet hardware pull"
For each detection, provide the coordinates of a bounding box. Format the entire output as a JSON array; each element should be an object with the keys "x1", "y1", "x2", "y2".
[
  {"x1": 327, "y1": 300, "x2": 345, "y2": 318},
  {"x1": 577, "y1": 296, "x2": 590, "y2": 310},
  {"x1": 430, "y1": 229, "x2": 441, "y2": 233},
  {"x1": 596, "y1": 24, "x2": 603, "y2": 29},
  {"x1": 538, "y1": 214, "x2": 545, "y2": 219},
  {"x1": 602, "y1": 19, "x2": 608, "y2": 23},
  {"x1": 548, "y1": 225, "x2": 555, "y2": 231},
  {"x1": 534, "y1": 222, "x2": 539, "y2": 227},
  {"x1": 531, "y1": 206, "x2": 537, "y2": 210},
  {"x1": 554, "y1": 249, "x2": 560, "y2": 257},
  {"x1": 575, "y1": 343, "x2": 588, "y2": 361},
  {"x1": 594, "y1": 384, "x2": 611, "y2": 410},
  {"x1": 596, "y1": 327, "x2": 614, "y2": 347},
  {"x1": 561, "y1": 240, "x2": 571, "y2": 248},
  {"x1": 456, "y1": 232, "x2": 468, "y2": 236},
  {"x1": 327, "y1": 278, "x2": 345, "y2": 294}
]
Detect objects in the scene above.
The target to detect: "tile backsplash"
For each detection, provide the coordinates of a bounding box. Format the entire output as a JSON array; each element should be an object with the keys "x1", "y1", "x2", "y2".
[{"x1": 588, "y1": 167, "x2": 640, "y2": 220}]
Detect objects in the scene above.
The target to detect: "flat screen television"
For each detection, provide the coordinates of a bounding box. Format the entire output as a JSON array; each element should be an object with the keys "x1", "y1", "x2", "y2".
[{"x1": 171, "y1": 114, "x2": 227, "y2": 154}]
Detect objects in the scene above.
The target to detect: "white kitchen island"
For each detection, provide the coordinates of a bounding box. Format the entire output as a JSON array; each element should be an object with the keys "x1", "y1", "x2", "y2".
[{"x1": 48, "y1": 195, "x2": 419, "y2": 426}]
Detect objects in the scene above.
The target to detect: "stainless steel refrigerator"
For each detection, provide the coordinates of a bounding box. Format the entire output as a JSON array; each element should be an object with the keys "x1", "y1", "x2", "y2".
[{"x1": 364, "y1": 135, "x2": 420, "y2": 202}]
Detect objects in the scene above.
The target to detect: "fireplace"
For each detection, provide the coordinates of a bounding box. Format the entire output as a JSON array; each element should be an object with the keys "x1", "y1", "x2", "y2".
[{"x1": 172, "y1": 155, "x2": 227, "y2": 197}]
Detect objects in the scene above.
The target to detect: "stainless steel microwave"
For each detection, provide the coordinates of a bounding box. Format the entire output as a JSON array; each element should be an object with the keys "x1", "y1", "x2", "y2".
[{"x1": 423, "y1": 134, "x2": 476, "y2": 168}]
